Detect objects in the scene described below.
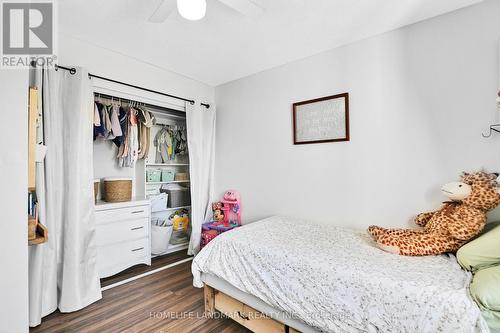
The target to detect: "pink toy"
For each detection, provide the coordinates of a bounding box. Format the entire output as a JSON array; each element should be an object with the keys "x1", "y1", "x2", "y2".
[
  {"x1": 220, "y1": 190, "x2": 241, "y2": 227},
  {"x1": 200, "y1": 229, "x2": 219, "y2": 249}
]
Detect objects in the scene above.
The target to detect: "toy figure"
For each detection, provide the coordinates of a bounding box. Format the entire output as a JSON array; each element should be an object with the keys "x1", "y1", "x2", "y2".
[{"x1": 222, "y1": 190, "x2": 241, "y2": 226}]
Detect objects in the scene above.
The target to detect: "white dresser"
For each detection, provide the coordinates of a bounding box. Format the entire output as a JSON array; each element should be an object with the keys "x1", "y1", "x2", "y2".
[{"x1": 95, "y1": 198, "x2": 151, "y2": 278}]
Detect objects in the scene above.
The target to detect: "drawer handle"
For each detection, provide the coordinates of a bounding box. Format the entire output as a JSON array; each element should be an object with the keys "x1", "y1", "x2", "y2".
[
  {"x1": 131, "y1": 226, "x2": 144, "y2": 231},
  {"x1": 131, "y1": 247, "x2": 144, "y2": 252},
  {"x1": 131, "y1": 210, "x2": 144, "y2": 214},
  {"x1": 237, "y1": 311, "x2": 249, "y2": 321}
]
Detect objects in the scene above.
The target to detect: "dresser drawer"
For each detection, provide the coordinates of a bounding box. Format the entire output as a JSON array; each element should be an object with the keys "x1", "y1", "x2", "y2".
[
  {"x1": 97, "y1": 238, "x2": 149, "y2": 278},
  {"x1": 96, "y1": 205, "x2": 149, "y2": 224},
  {"x1": 96, "y1": 218, "x2": 148, "y2": 247}
]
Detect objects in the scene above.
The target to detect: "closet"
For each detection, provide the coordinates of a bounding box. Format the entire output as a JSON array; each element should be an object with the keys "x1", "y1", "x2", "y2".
[{"x1": 93, "y1": 91, "x2": 192, "y2": 279}]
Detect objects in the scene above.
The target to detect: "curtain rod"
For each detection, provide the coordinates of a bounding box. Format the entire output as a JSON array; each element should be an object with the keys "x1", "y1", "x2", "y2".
[{"x1": 34, "y1": 63, "x2": 210, "y2": 109}]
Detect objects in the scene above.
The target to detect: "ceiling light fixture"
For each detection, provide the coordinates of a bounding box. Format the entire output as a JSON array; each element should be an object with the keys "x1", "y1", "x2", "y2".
[{"x1": 177, "y1": 0, "x2": 207, "y2": 21}]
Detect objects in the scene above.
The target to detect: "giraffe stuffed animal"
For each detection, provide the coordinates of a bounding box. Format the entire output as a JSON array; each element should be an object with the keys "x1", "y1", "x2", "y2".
[{"x1": 368, "y1": 172, "x2": 500, "y2": 256}]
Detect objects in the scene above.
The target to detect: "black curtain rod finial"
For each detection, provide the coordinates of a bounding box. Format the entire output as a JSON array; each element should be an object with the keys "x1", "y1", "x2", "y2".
[{"x1": 55, "y1": 64, "x2": 76, "y2": 75}]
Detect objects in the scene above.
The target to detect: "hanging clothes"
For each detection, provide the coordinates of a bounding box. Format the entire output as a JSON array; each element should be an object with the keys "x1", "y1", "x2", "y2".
[
  {"x1": 109, "y1": 105, "x2": 122, "y2": 138},
  {"x1": 93, "y1": 98, "x2": 157, "y2": 167},
  {"x1": 137, "y1": 107, "x2": 154, "y2": 160},
  {"x1": 129, "y1": 108, "x2": 139, "y2": 165},
  {"x1": 93, "y1": 102, "x2": 106, "y2": 140},
  {"x1": 154, "y1": 126, "x2": 169, "y2": 163},
  {"x1": 112, "y1": 106, "x2": 127, "y2": 147},
  {"x1": 103, "y1": 105, "x2": 112, "y2": 138},
  {"x1": 153, "y1": 124, "x2": 188, "y2": 163}
]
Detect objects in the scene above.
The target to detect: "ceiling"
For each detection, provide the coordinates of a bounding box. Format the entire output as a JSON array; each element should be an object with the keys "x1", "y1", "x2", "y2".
[{"x1": 59, "y1": 0, "x2": 482, "y2": 86}]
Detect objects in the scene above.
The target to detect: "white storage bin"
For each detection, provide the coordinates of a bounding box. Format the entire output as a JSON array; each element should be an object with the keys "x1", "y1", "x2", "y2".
[
  {"x1": 150, "y1": 193, "x2": 169, "y2": 212},
  {"x1": 151, "y1": 221, "x2": 173, "y2": 255}
]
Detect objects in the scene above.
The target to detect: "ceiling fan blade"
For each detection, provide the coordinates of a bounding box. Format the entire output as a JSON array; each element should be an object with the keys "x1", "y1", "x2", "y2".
[
  {"x1": 217, "y1": 0, "x2": 264, "y2": 19},
  {"x1": 149, "y1": 0, "x2": 177, "y2": 23}
]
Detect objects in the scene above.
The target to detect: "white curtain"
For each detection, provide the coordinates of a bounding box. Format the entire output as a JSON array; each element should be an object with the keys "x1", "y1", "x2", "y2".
[
  {"x1": 29, "y1": 67, "x2": 102, "y2": 326},
  {"x1": 186, "y1": 102, "x2": 216, "y2": 255}
]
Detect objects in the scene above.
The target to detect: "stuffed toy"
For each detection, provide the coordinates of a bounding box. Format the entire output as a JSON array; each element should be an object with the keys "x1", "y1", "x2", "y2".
[
  {"x1": 368, "y1": 171, "x2": 500, "y2": 256},
  {"x1": 211, "y1": 202, "x2": 225, "y2": 223}
]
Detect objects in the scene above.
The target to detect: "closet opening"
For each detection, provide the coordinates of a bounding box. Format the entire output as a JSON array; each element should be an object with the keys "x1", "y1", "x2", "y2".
[{"x1": 93, "y1": 92, "x2": 193, "y2": 290}]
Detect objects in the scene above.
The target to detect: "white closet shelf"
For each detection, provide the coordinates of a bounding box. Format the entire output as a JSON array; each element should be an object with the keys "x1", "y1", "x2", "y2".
[
  {"x1": 146, "y1": 163, "x2": 189, "y2": 166},
  {"x1": 146, "y1": 180, "x2": 190, "y2": 185},
  {"x1": 151, "y1": 205, "x2": 191, "y2": 213},
  {"x1": 151, "y1": 242, "x2": 189, "y2": 257}
]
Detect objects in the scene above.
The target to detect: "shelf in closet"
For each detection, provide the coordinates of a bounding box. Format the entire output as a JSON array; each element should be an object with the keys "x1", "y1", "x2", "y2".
[
  {"x1": 146, "y1": 180, "x2": 190, "y2": 185},
  {"x1": 154, "y1": 205, "x2": 191, "y2": 211},
  {"x1": 151, "y1": 242, "x2": 189, "y2": 258},
  {"x1": 146, "y1": 163, "x2": 189, "y2": 167},
  {"x1": 151, "y1": 205, "x2": 191, "y2": 213}
]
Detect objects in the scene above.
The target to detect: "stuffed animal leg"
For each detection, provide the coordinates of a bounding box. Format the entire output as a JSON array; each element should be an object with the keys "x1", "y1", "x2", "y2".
[
  {"x1": 376, "y1": 232, "x2": 459, "y2": 256},
  {"x1": 368, "y1": 226, "x2": 429, "y2": 254},
  {"x1": 368, "y1": 226, "x2": 423, "y2": 241}
]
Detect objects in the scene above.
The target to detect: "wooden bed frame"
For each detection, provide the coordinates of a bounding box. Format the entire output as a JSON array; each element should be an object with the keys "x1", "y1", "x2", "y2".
[{"x1": 204, "y1": 284, "x2": 301, "y2": 333}]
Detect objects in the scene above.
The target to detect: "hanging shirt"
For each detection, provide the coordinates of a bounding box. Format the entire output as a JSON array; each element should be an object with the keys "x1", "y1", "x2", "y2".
[
  {"x1": 112, "y1": 107, "x2": 127, "y2": 147},
  {"x1": 110, "y1": 105, "x2": 122, "y2": 138},
  {"x1": 94, "y1": 104, "x2": 101, "y2": 126},
  {"x1": 103, "y1": 105, "x2": 112, "y2": 138},
  {"x1": 94, "y1": 102, "x2": 106, "y2": 139}
]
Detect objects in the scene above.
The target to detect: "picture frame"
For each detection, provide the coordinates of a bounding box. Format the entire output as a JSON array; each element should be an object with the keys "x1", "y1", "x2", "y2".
[{"x1": 292, "y1": 92, "x2": 349, "y2": 145}]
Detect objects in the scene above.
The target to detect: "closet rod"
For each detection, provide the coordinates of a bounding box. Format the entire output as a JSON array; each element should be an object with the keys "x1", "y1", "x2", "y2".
[
  {"x1": 32, "y1": 62, "x2": 210, "y2": 109},
  {"x1": 95, "y1": 92, "x2": 186, "y2": 119}
]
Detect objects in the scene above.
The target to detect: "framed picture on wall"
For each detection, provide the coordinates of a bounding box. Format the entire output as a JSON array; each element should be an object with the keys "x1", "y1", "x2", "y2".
[{"x1": 292, "y1": 92, "x2": 349, "y2": 145}]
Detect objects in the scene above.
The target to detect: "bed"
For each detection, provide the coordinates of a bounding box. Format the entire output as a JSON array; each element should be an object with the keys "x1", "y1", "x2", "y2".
[{"x1": 192, "y1": 216, "x2": 489, "y2": 333}]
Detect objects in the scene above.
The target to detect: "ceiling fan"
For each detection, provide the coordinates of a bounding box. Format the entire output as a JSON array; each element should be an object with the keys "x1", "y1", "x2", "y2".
[{"x1": 149, "y1": 0, "x2": 265, "y2": 22}]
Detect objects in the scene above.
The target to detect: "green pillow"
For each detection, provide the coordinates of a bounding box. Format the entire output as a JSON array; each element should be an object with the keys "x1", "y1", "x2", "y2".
[
  {"x1": 457, "y1": 223, "x2": 500, "y2": 272},
  {"x1": 470, "y1": 265, "x2": 500, "y2": 332}
]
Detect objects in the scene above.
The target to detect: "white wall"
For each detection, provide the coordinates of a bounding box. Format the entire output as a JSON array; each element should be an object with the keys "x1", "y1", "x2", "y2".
[
  {"x1": 0, "y1": 69, "x2": 29, "y2": 332},
  {"x1": 215, "y1": 0, "x2": 500, "y2": 227},
  {"x1": 58, "y1": 35, "x2": 214, "y2": 197}
]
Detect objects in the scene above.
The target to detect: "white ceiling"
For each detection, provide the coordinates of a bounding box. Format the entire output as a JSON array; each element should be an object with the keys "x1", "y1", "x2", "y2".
[{"x1": 59, "y1": 0, "x2": 482, "y2": 86}]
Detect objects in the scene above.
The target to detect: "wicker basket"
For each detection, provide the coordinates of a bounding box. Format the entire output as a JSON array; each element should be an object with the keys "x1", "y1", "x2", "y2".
[
  {"x1": 174, "y1": 172, "x2": 189, "y2": 181},
  {"x1": 103, "y1": 177, "x2": 132, "y2": 202},
  {"x1": 93, "y1": 179, "x2": 100, "y2": 203}
]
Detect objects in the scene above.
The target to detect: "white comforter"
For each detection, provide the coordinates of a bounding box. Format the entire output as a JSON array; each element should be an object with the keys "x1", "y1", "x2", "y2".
[{"x1": 192, "y1": 216, "x2": 488, "y2": 333}]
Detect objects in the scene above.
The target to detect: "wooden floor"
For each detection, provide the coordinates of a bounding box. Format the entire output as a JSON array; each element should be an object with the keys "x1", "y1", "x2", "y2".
[
  {"x1": 30, "y1": 255, "x2": 251, "y2": 333},
  {"x1": 101, "y1": 250, "x2": 192, "y2": 287}
]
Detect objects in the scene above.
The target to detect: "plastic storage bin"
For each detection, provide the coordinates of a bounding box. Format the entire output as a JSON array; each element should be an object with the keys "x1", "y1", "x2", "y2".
[
  {"x1": 151, "y1": 220, "x2": 173, "y2": 255},
  {"x1": 168, "y1": 208, "x2": 190, "y2": 245},
  {"x1": 161, "y1": 184, "x2": 191, "y2": 208},
  {"x1": 147, "y1": 169, "x2": 161, "y2": 182},
  {"x1": 170, "y1": 230, "x2": 189, "y2": 245},
  {"x1": 168, "y1": 186, "x2": 191, "y2": 207},
  {"x1": 161, "y1": 169, "x2": 175, "y2": 182},
  {"x1": 150, "y1": 193, "x2": 168, "y2": 212}
]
